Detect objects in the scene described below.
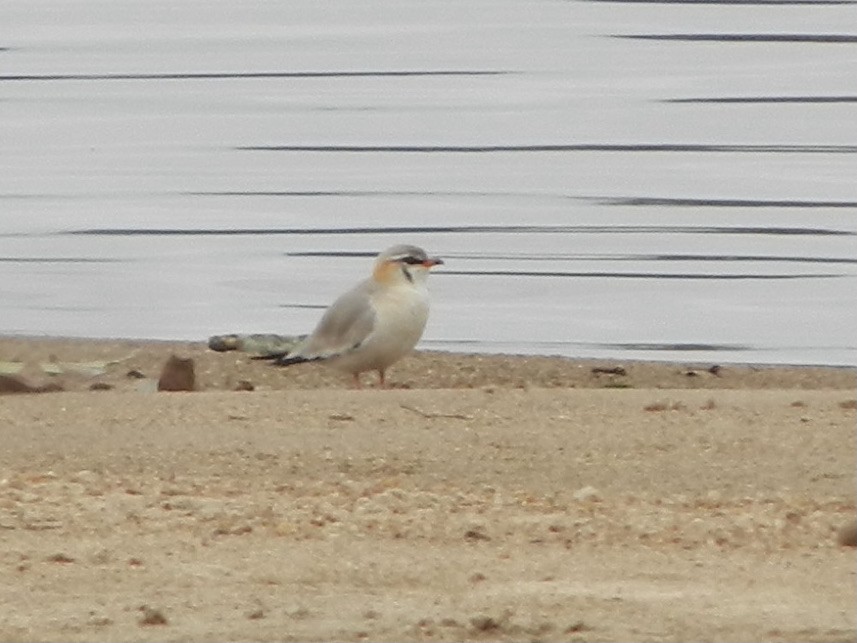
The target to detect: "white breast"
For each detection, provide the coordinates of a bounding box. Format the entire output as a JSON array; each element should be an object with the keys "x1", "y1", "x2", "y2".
[{"x1": 331, "y1": 282, "x2": 429, "y2": 375}]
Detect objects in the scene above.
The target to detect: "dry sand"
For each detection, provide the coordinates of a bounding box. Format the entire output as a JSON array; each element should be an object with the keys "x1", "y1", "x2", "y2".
[{"x1": 0, "y1": 337, "x2": 854, "y2": 642}]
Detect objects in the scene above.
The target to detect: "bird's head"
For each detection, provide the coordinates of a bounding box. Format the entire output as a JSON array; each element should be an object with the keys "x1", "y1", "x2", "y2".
[{"x1": 373, "y1": 244, "x2": 444, "y2": 285}]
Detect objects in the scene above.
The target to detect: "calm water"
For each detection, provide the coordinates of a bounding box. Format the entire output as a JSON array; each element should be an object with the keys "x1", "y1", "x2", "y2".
[{"x1": 2, "y1": 0, "x2": 856, "y2": 366}]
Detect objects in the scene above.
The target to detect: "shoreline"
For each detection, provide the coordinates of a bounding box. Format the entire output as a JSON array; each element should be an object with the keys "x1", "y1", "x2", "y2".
[
  {"x1": 3, "y1": 332, "x2": 856, "y2": 372},
  {"x1": 0, "y1": 335, "x2": 854, "y2": 392}
]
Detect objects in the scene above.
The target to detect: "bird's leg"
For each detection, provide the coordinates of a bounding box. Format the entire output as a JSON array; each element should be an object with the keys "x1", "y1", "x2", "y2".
[
  {"x1": 351, "y1": 373, "x2": 362, "y2": 389},
  {"x1": 377, "y1": 369, "x2": 388, "y2": 389}
]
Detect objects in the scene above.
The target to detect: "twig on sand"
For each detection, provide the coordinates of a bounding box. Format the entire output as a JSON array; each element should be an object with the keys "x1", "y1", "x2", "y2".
[{"x1": 399, "y1": 404, "x2": 472, "y2": 420}]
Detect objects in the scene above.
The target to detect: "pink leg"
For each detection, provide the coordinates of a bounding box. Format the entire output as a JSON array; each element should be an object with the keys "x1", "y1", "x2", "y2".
[
  {"x1": 377, "y1": 370, "x2": 388, "y2": 388},
  {"x1": 351, "y1": 373, "x2": 362, "y2": 389}
]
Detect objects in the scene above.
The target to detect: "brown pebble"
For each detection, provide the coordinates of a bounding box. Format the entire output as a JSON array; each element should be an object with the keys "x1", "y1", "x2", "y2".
[
  {"x1": 126, "y1": 369, "x2": 146, "y2": 379},
  {"x1": 89, "y1": 382, "x2": 114, "y2": 391},
  {"x1": 837, "y1": 520, "x2": 857, "y2": 547},
  {"x1": 157, "y1": 355, "x2": 196, "y2": 392},
  {"x1": 234, "y1": 380, "x2": 255, "y2": 391},
  {"x1": 592, "y1": 366, "x2": 627, "y2": 376},
  {"x1": 470, "y1": 616, "x2": 500, "y2": 632},
  {"x1": 138, "y1": 605, "x2": 168, "y2": 626},
  {"x1": 464, "y1": 528, "x2": 491, "y2": 542},
  {"x1": 46, "y1": 553, "x2": 75, "y2": 564},
  {"x1": 566, "y1": 620, "x2": 588, "y2": 633},
  {"x1": 0, "y1": 374, "x2": 38, "y2": 394},
  {"x1": 0, "y1": 374, "x2": 63, "y2": 394}
]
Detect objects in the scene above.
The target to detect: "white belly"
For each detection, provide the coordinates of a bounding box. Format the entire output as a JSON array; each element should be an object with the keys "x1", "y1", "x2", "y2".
[{"x1": 331, "y1": 285, "x2": 429, "y2": 375}]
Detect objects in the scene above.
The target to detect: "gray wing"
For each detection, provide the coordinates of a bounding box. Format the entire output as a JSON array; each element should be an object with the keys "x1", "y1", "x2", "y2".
[{"x1": 294, "y1": 279, "x2": 378, "y2": 360}]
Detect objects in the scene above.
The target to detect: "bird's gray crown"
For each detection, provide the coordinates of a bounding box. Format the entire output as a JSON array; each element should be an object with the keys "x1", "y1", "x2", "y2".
[{"x1": 377, "y1": 244, "x2": 429, "y2": 264}]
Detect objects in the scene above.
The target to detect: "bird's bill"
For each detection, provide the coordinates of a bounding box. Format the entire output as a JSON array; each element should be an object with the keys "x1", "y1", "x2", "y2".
[{"x1": 422, "y1": 258, "x2": 444, "y2": 268}]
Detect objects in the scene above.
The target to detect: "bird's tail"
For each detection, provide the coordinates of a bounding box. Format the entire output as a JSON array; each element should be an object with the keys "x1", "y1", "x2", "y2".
[
  {"x1": 252, "y1": 352, "x2": 324, "y2": 367},
  {"x1": 271, "y1": 354, "x2": 315, "y2": 367},
  {"x1": 250, "y1": 351, "x2": 290, "y2": 361}
]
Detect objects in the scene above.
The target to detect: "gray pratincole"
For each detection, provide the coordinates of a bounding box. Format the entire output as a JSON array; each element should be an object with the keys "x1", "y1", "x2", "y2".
[{"x1": 258, "y1": 244, "x2": 443, "y2": 388}]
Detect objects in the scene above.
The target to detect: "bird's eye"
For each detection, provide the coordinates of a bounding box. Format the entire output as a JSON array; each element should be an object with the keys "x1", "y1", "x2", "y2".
[{"x1": 400, "y1": 256, "x2": 423, "y2": 265}]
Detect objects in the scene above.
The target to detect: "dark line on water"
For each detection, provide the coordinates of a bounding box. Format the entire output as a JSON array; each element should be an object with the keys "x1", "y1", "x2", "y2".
[
  {"x1": 615, "y1": 34, "x2": 857, "y2": 43},
  {"x1": 597, "y1": 196, "x2": 857, "y2": 208},
  {"x1": 0, "y1": 70, "x2": 507, "y2": 82},
  {"x1": 240, "y1": 144, "x2": 857, "y2": 153},
  {"x1": 65, "y1": 225, "x2": 855, "y2": 237},
  {"x1": 189, "y1": 191, "x2": 857, "y2": 210},
  {"x1": 608, "y1": 342, "x2": 750, "y2": 352},
  {"x1": 277, "y1": 304, "x2": 327, "y2": 310},
  {"x1": 189, "y1": 190, "x2": 407, "y2": 198},
  {"x1": 287, "y1": 251, "x2": 857, "y2": 265},
  {"x1": 584, "y1": 0, "x2": 852, "y2": 4},
  {"x1": 667, "y1": 96, "x2": 857, "y2": 104},
  {"x1": 5, "y1": 191, "x2": 855, "y2": 210},
  {"x1": 644, "y1": 255, "x2": 857, "y2": 264},
  {"x1": 441, "y1": 270, "x2": 838, "y2": 280},
  {"x1": 0, "y1": 257, "x2": 123, "y2": 264}
]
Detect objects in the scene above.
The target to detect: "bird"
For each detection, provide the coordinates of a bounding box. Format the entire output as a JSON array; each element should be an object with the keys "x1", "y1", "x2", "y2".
[{"x1": 256, "y1": 244, "x2": 444, "y2": 388}]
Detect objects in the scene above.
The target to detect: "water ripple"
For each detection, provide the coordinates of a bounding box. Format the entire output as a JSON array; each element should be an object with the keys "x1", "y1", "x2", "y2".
[
  {"x1": 0, "y1": 70, "x2": 508, "y2": 82},
  {"x1": 585, "y1": 0, "x2": 852, "y2": 4},
  {"x1": 240, "y1": 144, "x2": 857, "y2": 153},
  {"x1": 188, "y1": 191, "x2": 857, "y2": 209},
  {"x1": 667, "y1": 96, "x2": 857, "y2": 103},
  {"x1": 596, "y1": 196, "x2": 857, "y2": 207},
  {"x1": 0, "y1": 257, "x2": 123, "y2": 263},
  {"x1": 65, "y1": 225, "x2": 855, "y2": 237},
  {"x1": 615, "y1": 34, "x2": 857, "y2": 43},
  {"x1": 287, "y1": 251, "x2": 857, "y2": 265},
  {"x1": 440, "y1": 270, "x2": 839, "y2": 280}
]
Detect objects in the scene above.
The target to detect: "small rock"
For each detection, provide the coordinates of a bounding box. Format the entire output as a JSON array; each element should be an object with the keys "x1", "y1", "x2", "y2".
[
  {"x1": 573, "y1": 486, "x2": 601, "y2": 502},
  {"x1": 46, "y1": 553, "x2": 75, "y2": 564},
  {"x1": 234, "y1": 380, "x2": 255, "y2": 391},
  {"x1": 157, "y1": 355, "x2": 195, "y2": 392},
  {"x1": 73, "y1": 470, "x2": 99, "y2": 484},
  {"x1": 89, "y1": 382, "x2": 113, "y2": 391},
  {"x1": 470, "y1": 616, "x2": 500, "y2": 632},
  {"x1": 837, "y1": 520, "x2": 857, "y2": 547},
  {"x1": 138, "y1": 605, "x2": 168, "y2": 626},
  {"x1": 565, "y1": 620, "x2": 588, "y2": 633},
  {"x1": 87, "y1": 612, "x2": 113, "y2": 627},
  {"x1": 126, "y1": 369, "x2": 146, "y2": 379},
  {"x1": 464, "y1": 527, "x2": 491, "y2": 542},
  {"x1": 0, "y1": 374, "x2": 63, "y2": 394},
  {"x1": 591, "y1": 366, "x2": 627, "y2": 376},
  {"x1": 0, "y1": 374, "x2": 36, "y2": 393}
]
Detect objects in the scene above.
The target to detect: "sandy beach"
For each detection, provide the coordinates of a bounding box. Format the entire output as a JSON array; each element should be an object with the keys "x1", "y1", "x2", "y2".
[{"x1": 0, "y1": 337, "x2": 854, "y2": 642}]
